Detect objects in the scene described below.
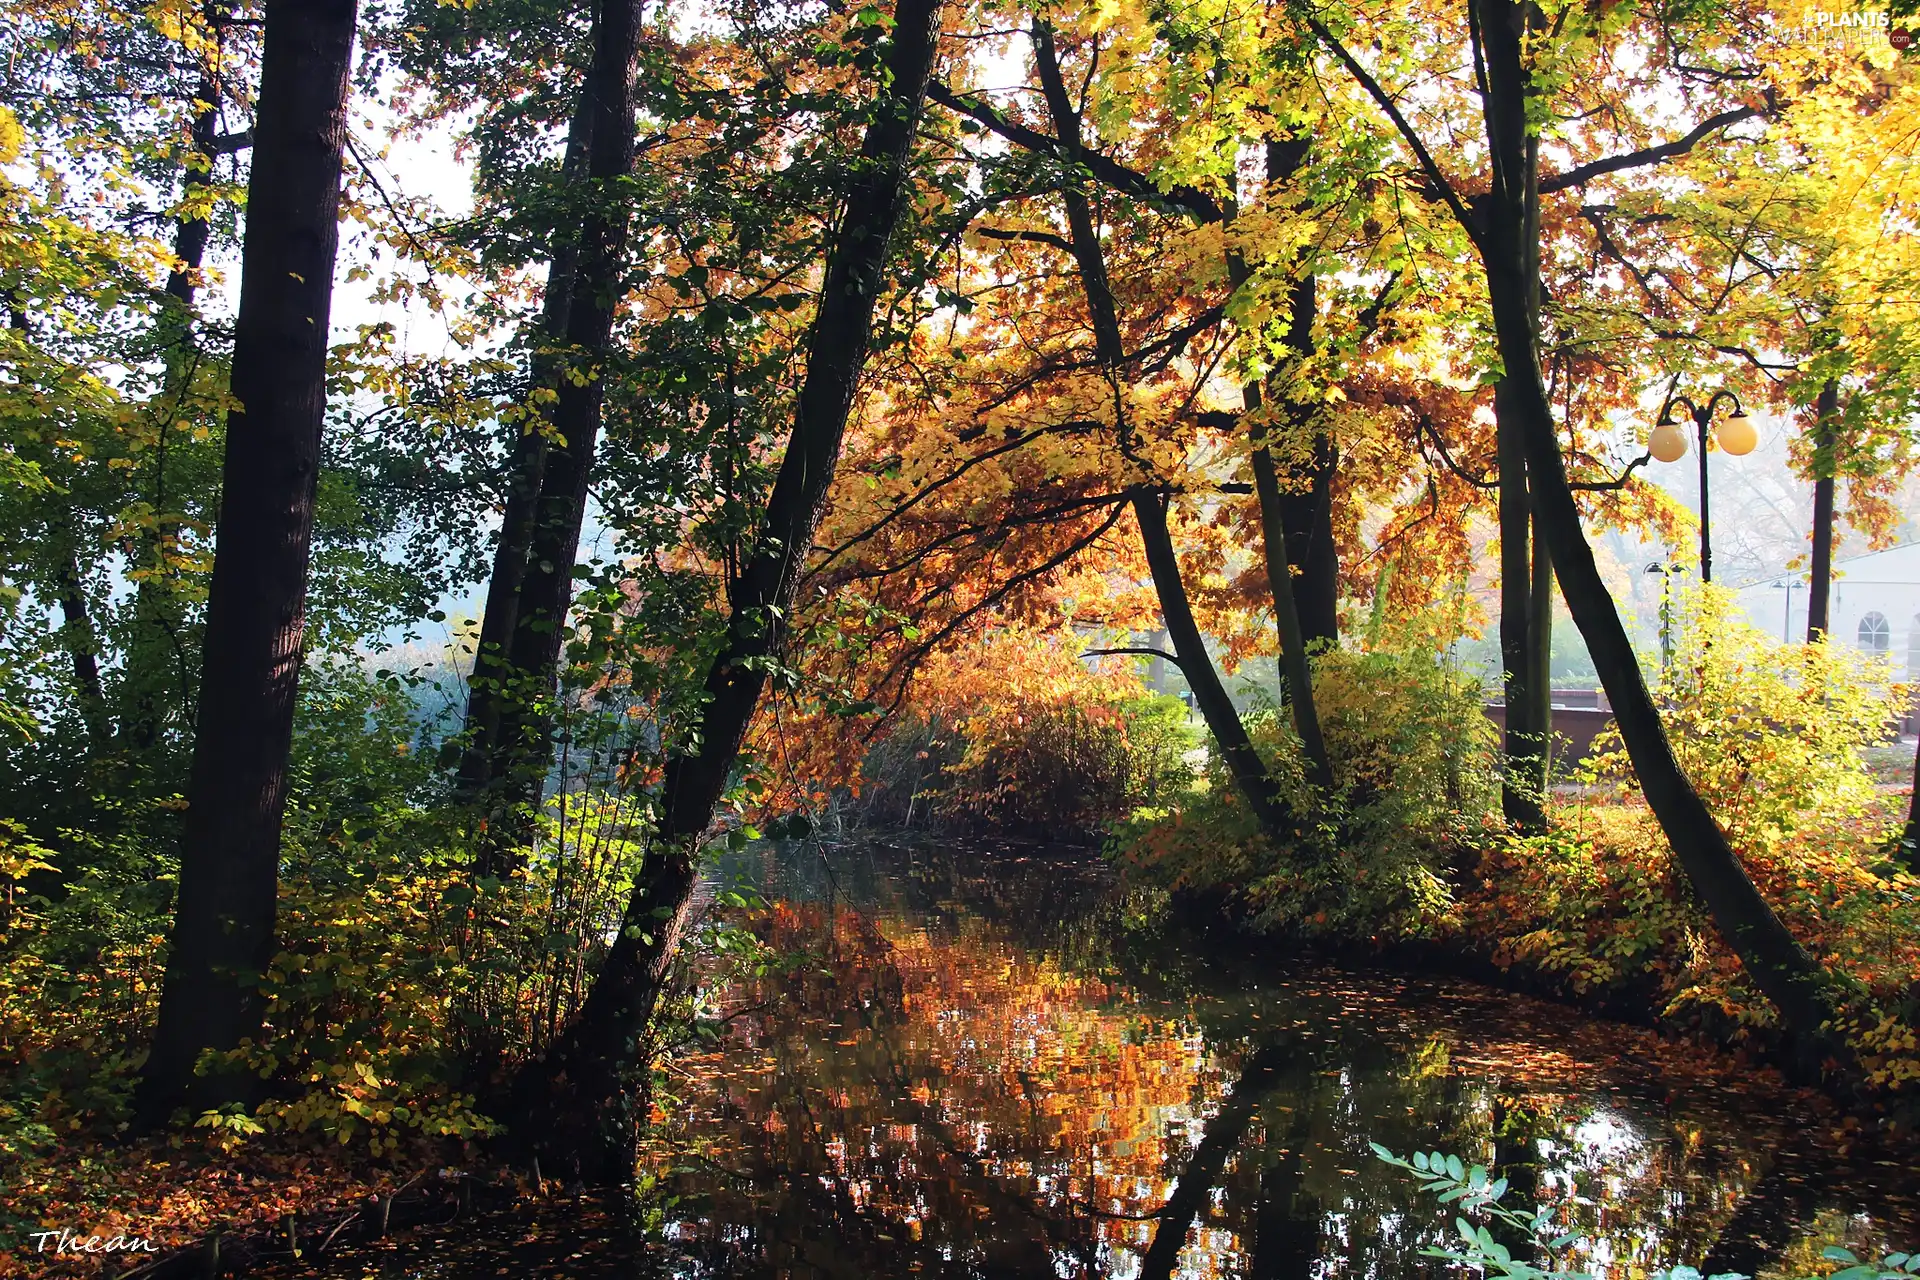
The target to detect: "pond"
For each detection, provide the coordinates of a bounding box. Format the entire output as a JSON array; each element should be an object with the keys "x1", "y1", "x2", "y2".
[{"x1": 302, "y1": 840, "x2": 1920, "y2": 1279}]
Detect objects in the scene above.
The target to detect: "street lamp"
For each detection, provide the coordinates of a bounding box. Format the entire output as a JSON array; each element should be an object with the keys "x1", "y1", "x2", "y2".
[
  {"x1": 1648, "y1": 389, "x2": 1757, "y2": 583},
  {"x1": 1771, "y1": 578, "x2": 1798, "y2": 642},
  {"x1": 1646, "y1": 561, "x2": 1688, "y2": 674}
]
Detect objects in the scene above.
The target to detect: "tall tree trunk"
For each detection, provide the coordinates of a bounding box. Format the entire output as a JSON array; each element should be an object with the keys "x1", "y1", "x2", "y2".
[
  {"x1": 127, "y1": 70, "x2": 229, "y2": 752},
  {"x1": 136, "y1": 0, "x2": 359, "y2": 1125},
  {"x1": 1238, "y1": 168, "x2": 1334, "y2": 792},
  {"x1": 1032, "y1": 24, "x2": 1299, "y2": 831},
  {"x1": 1497, "y1": 382, "x2": 1546, "y2": 831},
  {"x1": 1249, "y1": 417, "x2": 1334, "y2": 794},
  {"x1": 1806, "y1": 378, "x2": 1839, "y2": 641},
  {"x1": 1527, "y1": 503, "x2": 1553, "y2": 781},
  {"x1": 1469, "y1": 0, "x2": 1844, "y2": 1067},
  {"x1": 1280, "y1": 431, "x2": 1339, "y2": 649},
  {"x1": 456, "y1": 113, "x2": 589, "y2": 806},
  {"x1": 504, "y1": 0, "x2": 943, "y2": 1179},
  {"x1": 1899, "y1": 731, "x2": 1919, "y2": 873},
  {"x1": 1262, "y1": 136, "x2": 1340, "y2": 652},
  {"x1": 456, "y1": 14, "x2": 621, "y2": 872}
]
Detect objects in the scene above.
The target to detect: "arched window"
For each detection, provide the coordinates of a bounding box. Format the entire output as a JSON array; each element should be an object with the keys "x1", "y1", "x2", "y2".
[{"x1": 1859, "y1": 611, "x2": 1891, "y2": 655}]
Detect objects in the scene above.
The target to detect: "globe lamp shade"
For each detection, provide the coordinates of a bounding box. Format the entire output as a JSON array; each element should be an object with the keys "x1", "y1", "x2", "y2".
[
  {"x1": 1715, "y1": 412, "x2": 1758, "y2": 457},
  {"x1": 1648, "y1": 421, "x2": 1688, "y2": 463}
]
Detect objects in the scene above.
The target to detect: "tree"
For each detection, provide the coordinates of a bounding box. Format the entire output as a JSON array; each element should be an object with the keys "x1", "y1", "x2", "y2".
[
  {"x1": 1312, "y1": 0, "x2": 1849, "y2": 1067},
  {"x1": 453, "y1": 0, "x2": 642, "y2": 859},
  {"x1": 505, "y1": 0, "x2": 946, "y2": 1178},
  {"x1": 137, "y1": 0, "x2": 361, "y2": 1123}
]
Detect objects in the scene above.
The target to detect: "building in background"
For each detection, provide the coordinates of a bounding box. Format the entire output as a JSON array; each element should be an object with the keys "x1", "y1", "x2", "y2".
[{"x1": 1736, "y1": 542, "x2": 1920, "y2": 679}]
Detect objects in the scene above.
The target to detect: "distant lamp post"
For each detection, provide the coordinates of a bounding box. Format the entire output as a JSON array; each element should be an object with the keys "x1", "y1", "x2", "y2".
[
  {"x1": 1650, "y1": 389, "x2": 1756, "y2": 583},
  {"x1": 1647, "y1": 561, "x2": 1688, "y2": 674},
  {"x1": 1772, "y1": 578, "x2": 1798, "y2": 642}
]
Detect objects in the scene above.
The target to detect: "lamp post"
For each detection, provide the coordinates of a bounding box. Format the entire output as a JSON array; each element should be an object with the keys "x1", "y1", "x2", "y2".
[
  {"x1": 1647, "y1": 389, "x2": 1757, "y2": 583},
  {"x1": 1772, "y1": 578, "x2": 1798, "y2": 642},
  {"x1": 1646, "y1": 561, "x2": 1687, "y2": 674}
]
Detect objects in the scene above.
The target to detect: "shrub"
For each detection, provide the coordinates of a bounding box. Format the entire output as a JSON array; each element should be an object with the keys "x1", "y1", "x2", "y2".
[
  {"x1": 856, "y1": 629, "x2": 1198, "y2": 837},
  {"x1": 1580, "y1": 584, "x2": 1906, "y2": 856},
  {"x1": 1124, "y1": 646, "x2": 1498, "y2": 938}
]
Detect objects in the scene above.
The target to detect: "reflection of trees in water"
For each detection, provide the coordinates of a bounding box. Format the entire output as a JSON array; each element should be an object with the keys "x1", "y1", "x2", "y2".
[{"x1": 663, "y1": 843, "x2": 1916, "y2": 1279}]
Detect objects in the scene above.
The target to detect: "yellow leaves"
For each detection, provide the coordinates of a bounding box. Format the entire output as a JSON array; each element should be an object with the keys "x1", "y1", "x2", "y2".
[{"x1": 0, "y1": 106, "x2": 23, "y2": 167}]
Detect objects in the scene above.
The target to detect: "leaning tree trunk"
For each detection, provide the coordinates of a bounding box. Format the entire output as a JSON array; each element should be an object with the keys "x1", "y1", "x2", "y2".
[
  {"x1": 504, "y1": 0, "x2": 944, "y2": 1180},
  {"x1": 455, "y1": 109, "x2": 590, "y2": 815},
  {"x1": 1806, "y1": 378, "x2": 1840, "y2": 641},
  {"x1": 1223, "y1": 138, "x2": 1335, "y2": 794},
  {"x1": 1470, "y1": 0, "x2": 1844, "y2": 1067},
  {"x1": 458, "y1": 0, "x2": 633, "y2": 873},
  {"x1": 1032, "y1": 22, "x2": 1299, "y2": 833},
  {"x1": 1133, "y1": 490, "x2": 1294, "y2": 836},
  {"x1": 136, "y1": 0, "x2": 360, "y2": 1126}
]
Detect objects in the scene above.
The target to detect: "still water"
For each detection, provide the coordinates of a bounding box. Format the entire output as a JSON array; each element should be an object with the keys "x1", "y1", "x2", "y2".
[{"x1": 315, "y1": 840, "x2": 1920, "y2": 1279}]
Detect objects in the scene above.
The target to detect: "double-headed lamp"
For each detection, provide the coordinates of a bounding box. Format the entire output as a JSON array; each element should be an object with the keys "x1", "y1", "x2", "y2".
[{"x1": 1646, "y1": 405, "x2": 1757, "y2": 461}]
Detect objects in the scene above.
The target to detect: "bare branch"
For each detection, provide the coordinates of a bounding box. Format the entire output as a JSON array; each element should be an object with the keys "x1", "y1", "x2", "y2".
[
  {"x1": 926, "y1": 80, "x2": 1224, "y2": 222},
  {"x1": 1303, "y1": 14, "x2": 1486, "y2": 255},
  {"x1": 1083, "y1": 646, "x2": 1186, "y2": 671},
  {"x1": 1541, "y1": 107, "x2": 1760, "y2": 193}
]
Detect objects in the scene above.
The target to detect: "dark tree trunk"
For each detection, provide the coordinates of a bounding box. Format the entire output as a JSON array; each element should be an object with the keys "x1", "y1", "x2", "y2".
[
  {"x1": 128, "y1": 76, "x2": 226, "y2": 752},
  {"x1": 164, "y1": 89, "x2": 219, "y2": 306},
  {"x1": 1497, "y1": 383, "x2": 1546, "y2": 831},
  {"x1": 136, "y1": 0, "x2": 359, "y2": 1126},
  {"x1": 1134, "y1": 490, "x2": 1293, "y2": 837},
  {"x1": 504, "y1": 0, "x2": 943, "y2": 1179},
  {"x1": 456, "y1": 111, "x2": 590, "y2": 806},
  {"x1": 1469, "y1": 0, "x2": 1844, "y2": 1067},
  {"x1": 491, "y1": 0, "x2": 653, "y2": 817},
  {"x1": 1245, "y1": 210, "x2": 1333, "y2": 791},
  {"x1": 1031, "y1": 27, "x2": 1303, "y2": 828},
  {"x1": 54, "y1": 546, "x2": 112, "y2": 751},
  {"x1": 1527, "y1": 503, "x2": 1554, "y2": 778},
  {"x1": 1250, "y1": 417, "x2": 1334, "y2": 794},
  {"x1": 1263, "y1": 136, "x2": 1340, "y2": 651},
  {"x1": 1280, "y1": 432, "x2": 1340, "y2": 649},
  {"x1": 1806, "y1": 378, "x2": 1839, "y2": 641},
  {"x1": 1899, "y1": 731, "x2": 1919, "y2": 873},
  {"x1": 454, "y1": 28, "x2": 610, "y2": 868}
]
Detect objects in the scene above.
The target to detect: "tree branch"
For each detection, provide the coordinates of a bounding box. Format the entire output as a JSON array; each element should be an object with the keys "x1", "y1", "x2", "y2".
[
  {"x1": 1303, "y1": 14, "x2": 1486, "y2": 255},
  {"x1": 1568, "y1": 450, "x2": 1652, "y2": 491},
  {"x1": 1083, "y1": 646, "x2": 1186, "y2": 671},
  {"x1": 974, "y1": 224, "x2": 1076, "y2": 253},
  {"x1": 926, "y1": 80, "x2": 1224, "y2": 222},
  {"x1": 1540, "y1": 107, "x2": 1760, "y2": 193}
]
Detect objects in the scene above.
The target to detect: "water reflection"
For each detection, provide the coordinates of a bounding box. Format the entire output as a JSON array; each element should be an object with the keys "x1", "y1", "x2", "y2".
[{"x1": 653, "y1": 840, "x2": 1916, "y2": 1279}]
